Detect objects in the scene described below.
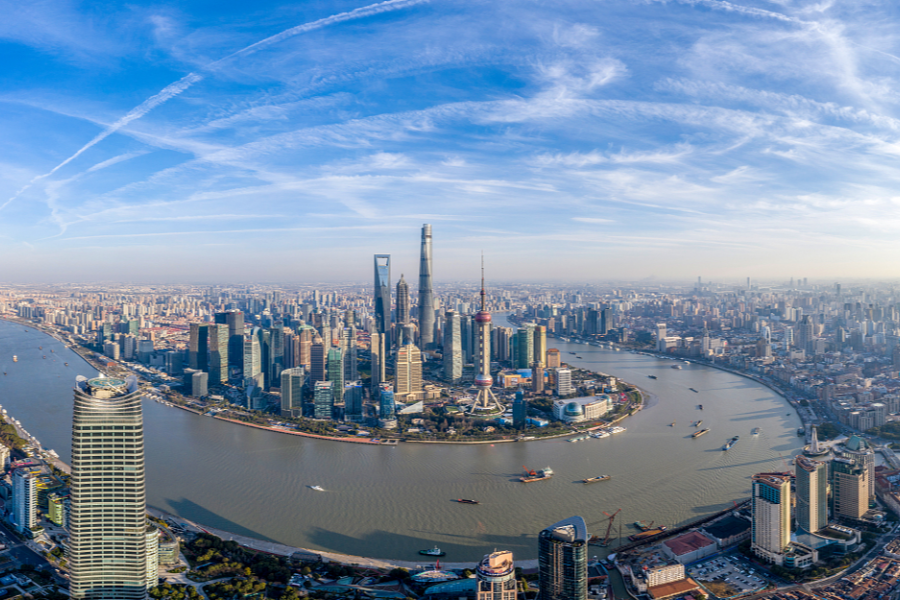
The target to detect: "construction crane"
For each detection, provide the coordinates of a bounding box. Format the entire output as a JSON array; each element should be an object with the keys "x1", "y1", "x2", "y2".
[
  {"x1": 522, "y1": 466, "x2": 537, "y2": 477},
  {"x1": 600, "y1": 509, "x2": 621, "y2": 547}
]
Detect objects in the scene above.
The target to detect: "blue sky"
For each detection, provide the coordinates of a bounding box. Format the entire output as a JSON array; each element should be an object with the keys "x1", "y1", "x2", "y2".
[{"x1": 2, "y1": 0, "x2": 899, "y2": 283}]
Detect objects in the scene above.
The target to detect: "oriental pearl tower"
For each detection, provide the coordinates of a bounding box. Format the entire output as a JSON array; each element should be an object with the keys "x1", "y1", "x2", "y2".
[{"x1": 471, "y1": 256, "x2": 504, "y2": 413}]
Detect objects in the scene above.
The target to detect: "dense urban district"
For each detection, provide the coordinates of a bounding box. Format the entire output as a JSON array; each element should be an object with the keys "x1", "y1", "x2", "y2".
[{"x1": 2, "y1": 226, "x2": 900, "y2": 599}]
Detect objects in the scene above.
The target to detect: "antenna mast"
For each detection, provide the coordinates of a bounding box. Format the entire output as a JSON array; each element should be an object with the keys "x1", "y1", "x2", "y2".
[{"x1": 480, "y1": 252, "x2": 486, "y2": 311}]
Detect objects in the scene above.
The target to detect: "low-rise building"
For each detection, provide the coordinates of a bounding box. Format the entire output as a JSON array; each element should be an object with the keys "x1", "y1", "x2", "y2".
[{"x1": 552, "y1": 395, "x2": 612, "y2": 423}]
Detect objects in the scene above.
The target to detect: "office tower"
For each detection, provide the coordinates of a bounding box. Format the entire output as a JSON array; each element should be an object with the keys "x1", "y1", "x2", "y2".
[
  {"x1": 538, "y1": 516, "x2": 588, "y2": 600},
  {"x1": 443, "y1": 310, "x2": 463, "y2": 382},
  {"x1": 556, "y1": 368, "x2": 573, "y2": 397},
  {"x1": 224, "y1": 311, "x2": 244, "y2": 369},
  {"x1": 371, "y1": 331, "x2": 386, "y2": 394},
  {"x1": 270, "y1": 323, "x2": 285, "y2": 387},
  {"x1": 191, "y1": 371, "x2": 208, "y2": 397},
  {"x1": 313, "y1": 381, "x2": 333, "y2": 419},
  {"x1": 259, "y1": 329, "x2": 272, "y2": 390},
  {"x1": 374, "y1": 255, "x2": 391, "y2": 345},
  {"x1": 512, "y1": 389, "x2": 527, "y2": 429},
  {"x1": 840, "y1": 435, "x2": 875, "y2": 500},
  {"x1": 547, "y1": 348, "x2": 561, "y2": 368},
  {"x1": 243, "y1": 334, "x2": 262, "y2": 387},
  {"x1": 280, "y1": 367, "x2": 305, "y2": 417},
  {"x1": 751, "y1": 473, "x2": 791, "y2": 561},
  {"x1": 327, "y1": 348, "x2": 344, "y2": 403},
  {"x1": 283, "y1": 330, "x2": 296, "y2": 368},
  {"x1": 11, "y1": 468, "x2": 36, "y2": 534},
  {"x1": 341, "y1": 327, "x2": 358, "y2": 381},
  {"x1": 189, "y1": 323, "x2": 208, "y2": 372},
  {"x1": 533, "y1": 325, "x2": 547, "y2": 366},
  {"x1": 472, "y1": 259, "x2": 503, "y2": 412},
  {"x1": 310, "y1": 336, "x2": 327, "y2": 384},
  {"x1": 656, "y1": 323, "x2": 667, "y2": 352},
  {"x1": 532, "y1": 361, "x2": 545, "y2": 394},
  {"x1": 476, "y1": 550, "x2": 517, "y2": 600},
  {"x1": 70, "y1": 376, "x2": 148, "y2": 600},
  {"x1": 798, "y1": 315, "x2": 815, "y2": 355},
  {"x1": 209, "y1": 323, "x2": 229, "y2": 383},
  {"x1": 395, "y1": 343, "x2": 423, "y2": 400},
  {"x1": 795, "y1": 456, "x2": 827, "y2": 533},
  {"x1": 298, "y1": 326, "x2": 313, "y2": 369},
  {"x1": 380, "y1": 390, "x2": 396, "y2": 420},
  {"x1": 418, "y1": 224, "x2": 435, "y2": 349},
  {"x1": 344, "y1": 384, "x2": 363, "y2": 422},
  {"x1": 461, "y1": 314, "x2": 475, "y2": 363},
  {"x1": 516, "y1": 325, "x2": 535, "y2": 369},
  {"x1": 600, "y1": 308, "x2": 612, "y2": 335},
  {"x1": 832, "y1": 458, "x2": 868, "y2": 519},
  {"x1": 396, "y1": 275, "x2": 410, "y2": 332}
]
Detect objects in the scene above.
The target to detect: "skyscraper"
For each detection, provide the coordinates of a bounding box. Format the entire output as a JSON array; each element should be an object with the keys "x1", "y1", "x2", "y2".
[
  {"x1": 313, "y1": 381, "x2": 334, "y2": 420},
  {"x1": 11, "y1": 468, "x2": 36, "y2": 534},
  {"x1": 538, "y1": 516, "x2": 588, "y2": 600},
  {"x1": 270, "y1": 323, "x2": 285, "y2": 387},
  {"x1": 280, "y1": 367, "x2": 305, "y2": 417},
  {"x1": 419, "y1": 224, "x2": 435, "y2": 349},
  {"x1": 298, "y1": 326, "x2": 313, "y2": 369},
  {"x1": 443, "y1": 310, "x2": 462, "y2": 383},
  {"x1": 310, "y1": 336, "x2": 327, "y2": 384},
  {"x1": 798, "y1": 315, "x2": 815, "y2": 355},
  {"x1": 189, "y1": 323, "x2": 208, "y2": 372},
  {"x1": 476, "y1": 550, "x2": 517, "y2": 600},
  {"x1": 70, "y1": 376, "x2": 148, "y2": 600},
  {"x1": 243, "y1": 334, "x2": 262, "y2": 387},
  {"x1": 533, "y1": 325, "x2": 547, "y2": 366},
  {"x1": 225, "y1": 310, "x2": 244, "y2": 369},
  {"x1": 396, "y1": 274, "x2": 410, "y2": 335},
  {"x1": 512, "y1": 389, "x2": 527, "y2": 429},
  {"x1": 327, "y1": 348, "x2": 344, "y2": 403},
  {"x1": 395, "y1": 343, "x2": 423, "y2": 401},
  {"x1": 751, "y1": 473, "x2": 791, "y2": 563},
  {"x1": 832, "y1": 458, "x2": 868, "y2": 519},
  {"x1": 795, "y1": 456, "x2": 827, "y2": 533},
  {"x1": 208, "y1": 323, "x2": 229, "y2": 383},
  {"x1": 374, "y1": 255, "x2": 391, "y2": 345},
  {"x1": 517, "y1": 325, "x2": 535, "y2": 369},
  {"x1": 370, "y1": 331, "x2": 386, "y2": 394},
  {"x1": 472, "y1": 259, "x2": 503, "y2": 412}
]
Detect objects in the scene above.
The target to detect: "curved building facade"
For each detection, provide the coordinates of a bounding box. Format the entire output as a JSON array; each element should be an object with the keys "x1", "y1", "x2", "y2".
[
  {"x1": 476, "y1": 550, "x2": 517, "y2": 600},
  {"x1": 538, "y1": 516, "x2": 588, "y2": 600},
  {"x1": 69, "y1": 376, "x2": 148, "y2": 600}
]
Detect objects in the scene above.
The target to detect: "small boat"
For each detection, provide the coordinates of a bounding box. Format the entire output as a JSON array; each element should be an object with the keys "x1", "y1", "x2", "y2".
[
  {"x1": 582, "y1": 475, "x2": 611, "y2": 484},
  {"x1": 723, "y1": 436, "x2": 739, "y2": 451},
  {"x1": 752, "y1": 428, "x2": 761, "y2": 435},
  {"x1": 693, "y1": 420, "x2": 702, "y2": 427},
  {"x1": 698, "y1": 404, "x2": 703, "y2": 410},
  {"x1": 42, "y1": 356, "x2": 46, "y2": 359},
  {"x1": 671, "y1": 365, "x2": 682, "y2": 369},
  {"x1": 670, "y1": 421, "x2": 676, "y2": 427},
  {"x1": 692, "y1": 428, "x2": 710, "y2": 438},
  {"x1": 689, "y1": 388, "x2": 699, "y2": 393},
  {"x1": 569, "y1": 352, "x2": 576, "y2": 355},
  {"x1": 419, "y1": 547, "x2": 446, "y2": 557},
  {"x1": 633, "y1": 520, "x2": 653, "y2": 531},
  {"x1": 12, "y1": 356, "x2": 17, "y2": 362},
  {"x1": 38, "y1": 346, "x2": 42, "y2": 350},
  {"x1": 64, "y1": 363, "x2": 68, "y2": 366},
  {"x1": 308, "y1": 485, "x2": 325, "y2": 491},
  {"x1": 576, "y1": 356, "x2": 583, "y2": 359},
  {"x1": 648, "y1": 375, "x2": 657, "y2": 379},
  {"x1": 456, "y1": 499, "x2": 479, "y2": 504}
]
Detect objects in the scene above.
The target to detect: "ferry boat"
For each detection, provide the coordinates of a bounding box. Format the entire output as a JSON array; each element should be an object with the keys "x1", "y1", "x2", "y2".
[
  {"x1": 723, "y1": 436, "x2": 739, "y2": 451},
  {"x1": 583, "y1": 475, "x2": 611, "y2": 484},
  {"x1": 308, "y1": 485, "x2": 325, "y2": 491},
  {"x1": 419, "y1": 547, "x2": 446, "y2": 557},
  {"x1": 692, "y1": 428, "x2": 710, "y2": 438},
  {"x1": 752, "y1": 428, "x2": 761, "y2": 435},
  {"x1": 608, "y1": 426, "x2": 626, "y2": 434},
  {"x1": 520, "y1": 466, "x2": 553, "y2": 483},
  {"x1": 648, "y1": 375, "x2": 657, "y2": 379},
  {"x1": 456, "y1": 499, "x2": 479, "y2": 504}
]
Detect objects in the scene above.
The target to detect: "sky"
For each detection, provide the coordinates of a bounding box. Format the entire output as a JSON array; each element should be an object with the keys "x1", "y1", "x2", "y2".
[{"x1": 2, "y1": 0, "x2": 900, "y2": 283}]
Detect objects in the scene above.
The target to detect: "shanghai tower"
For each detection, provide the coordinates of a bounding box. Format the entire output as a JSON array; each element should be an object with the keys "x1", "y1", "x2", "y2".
[{"x1": 418, "y1": 224, "x2": 435, "y2": 349}]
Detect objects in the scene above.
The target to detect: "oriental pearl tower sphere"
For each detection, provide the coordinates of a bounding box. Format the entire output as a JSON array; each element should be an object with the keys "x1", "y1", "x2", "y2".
[{"x1": 471, "y1": 256, "x2": 504, "y2": 413}]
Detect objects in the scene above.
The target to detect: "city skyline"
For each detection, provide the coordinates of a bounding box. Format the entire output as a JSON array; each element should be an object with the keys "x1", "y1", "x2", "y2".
[{"x1": 2, "y1": 1, "x2": 900, "y2": 281}]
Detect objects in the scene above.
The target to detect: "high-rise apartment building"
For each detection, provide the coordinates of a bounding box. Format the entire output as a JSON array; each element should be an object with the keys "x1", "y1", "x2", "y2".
[
  {"x1": 556, "y1": 368, "x2": 573, "y2": 397},
  {"x1": 476, "y1": 550, "x2": 517, "y2": 600},
  {"x1": 208, "y1": 323, "x2": 229, "y2": 383},
  {"x1": 70, "y1": 376, "x2": 148, "y2": 600},
  {"x1": 418, "y1": 224, "x2": 435, "y2": 349},
  {"x1": 189, "y1": 323, "x2": 208, "y2": 372},
  {"x1": 443, "y1": 310, "x2": 462, "y2": 383},
  {"x1": 538, "y1": 516, "x2": 588, "y2": 600},
  {"x1": 795, "y1": 456, "x2": 827, "y2": 533},
  {"x1": 11, "y1": 468, "x2": 36, "y2": 534},
  {"x1": 547, "y1": 348, "x2": 561, "y2": 368},
  {"x1": 751, "y1": 473, "x2": 791, "y2": 563},
  {"x1": 374, "y1": 255, "x2": 391, "y2": 345}
]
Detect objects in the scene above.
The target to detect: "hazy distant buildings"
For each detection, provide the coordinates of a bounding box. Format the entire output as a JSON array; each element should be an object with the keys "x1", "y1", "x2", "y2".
[{"x1": 538, "y1": 516, "x2": 588, "y2": 600}]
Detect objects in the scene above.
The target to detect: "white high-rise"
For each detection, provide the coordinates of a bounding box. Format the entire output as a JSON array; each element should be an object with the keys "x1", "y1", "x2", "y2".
[
  {"x1": 69, "y1": 376, "x2": 148, "y2": 600},
  {"x1": 11, "y1": 468, "x2": 36, "y2": 534}
]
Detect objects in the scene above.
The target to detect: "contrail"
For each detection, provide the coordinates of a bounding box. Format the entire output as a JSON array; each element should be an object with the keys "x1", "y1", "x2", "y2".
[{"x1": 1, "y1": 0, "x2": 429, "y2": 212}]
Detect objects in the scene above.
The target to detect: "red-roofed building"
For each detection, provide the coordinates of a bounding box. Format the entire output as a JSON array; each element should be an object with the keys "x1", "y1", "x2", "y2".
[{"x1": 662, "y1": 531, "x2": 717, "y2": 564}]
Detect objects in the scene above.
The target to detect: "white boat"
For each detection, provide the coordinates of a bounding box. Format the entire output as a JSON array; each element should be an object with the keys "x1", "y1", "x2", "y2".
[
  {"x1": 309, "y1": 485, "x2": 325, "y2": 492},
  {"x1": 609, "y1": 426, "x2": 626, "y2": 434}
]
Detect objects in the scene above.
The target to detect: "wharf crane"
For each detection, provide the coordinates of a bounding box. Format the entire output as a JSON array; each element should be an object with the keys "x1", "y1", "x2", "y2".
[{"x1": 587, "y1": 509, "x2": 621, "y2": 547}]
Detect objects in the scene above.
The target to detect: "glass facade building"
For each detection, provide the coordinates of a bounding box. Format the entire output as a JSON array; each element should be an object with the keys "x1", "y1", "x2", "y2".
[
  {"x1": 538, "y1": 516, "x2": 588, "y2": 600},
  {"x1": 69, "y1": 376, "x2": 148, "y2": 600},
  {"x1": 373, "y1": 255, "x2": 391, "y2": 343},
  {"x1": 208, "y1": 323, "x2": 229, "y2": 383}
]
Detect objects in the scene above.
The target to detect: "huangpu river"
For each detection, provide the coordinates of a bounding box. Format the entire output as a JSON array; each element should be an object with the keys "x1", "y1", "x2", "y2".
[{"x1": 0, "y1": 316, "x2": 802, "y2": 561}]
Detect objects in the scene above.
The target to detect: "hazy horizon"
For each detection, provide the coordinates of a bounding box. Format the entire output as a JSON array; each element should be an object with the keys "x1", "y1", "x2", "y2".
[{"x1": 2, "y1": 0, "x2": 899, "y2": 281}]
